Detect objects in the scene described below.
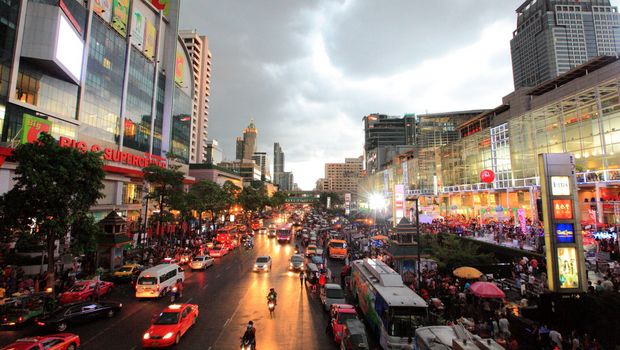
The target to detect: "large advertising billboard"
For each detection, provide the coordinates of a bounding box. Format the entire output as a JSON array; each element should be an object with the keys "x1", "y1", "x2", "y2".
[
  {"x1": 111, "y1": 0, "x2": 129, "y2": 37},
  {"x1": 93, "y1": 0, "x2": 112, "y2": 22},
  {"x1": 21, "y1": 114, "x2": 52, "y2": 144},
  {"x1": 557, "y1": 247, "x2": 580, "y2": 289},
  {"x1": 55, "y1": 15, "x2": 84, "y2": 82},
  {"x1": 131, "y1": 8, "x2": 145, "y2": 48},
  {"x1": 144, "y1": 19, "x2": 156, "y2": 58}
]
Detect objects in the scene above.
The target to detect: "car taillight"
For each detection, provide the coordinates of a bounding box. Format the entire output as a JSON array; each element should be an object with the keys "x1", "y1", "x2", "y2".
[
  {"x1": 37, "y1": 321, "x2": 45, "y2": 326},
  {"x1": 18, "y1": 316, "x2": 23, "y2": 322}
]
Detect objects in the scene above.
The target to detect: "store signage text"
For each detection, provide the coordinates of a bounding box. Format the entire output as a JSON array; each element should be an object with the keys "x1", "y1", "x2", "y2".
[
  {"x1": 551, "y1": 176, "x2": 571, "y2": 196},
  {"x1": 59, "y1": 136, "x2": 166, "y2": 168},
  {"x1": 552, "y1": 199, "x2": 573, "y2": 220},
  {"x1": 480, "y1": 169, "x2": 495, "y2": 183}
]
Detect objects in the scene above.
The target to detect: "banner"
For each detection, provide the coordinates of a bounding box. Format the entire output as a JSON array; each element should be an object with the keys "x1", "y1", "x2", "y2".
[
  {"x1": 93, "y1": 0, "x2": 112, "y2": 22},
  {"x1": 111, "y1": 0, "x2": 129, "y2": 37},
  {"x1": 144, "y1": 19, "x2": 156, "y2": 58},
  {"x1": 131, "y1": 8, "x2": 145, "y2": 48},
  {"x1": 21, "y1": 114, "x2": 52, "y2": 144}
]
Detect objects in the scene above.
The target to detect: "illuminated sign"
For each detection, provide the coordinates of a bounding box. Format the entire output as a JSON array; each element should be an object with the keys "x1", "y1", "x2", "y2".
[
  {"x1": 480, "y1": 169, "x2": 495, "y2": 183},
  {"x1": 552, "y1": 199, "x2": 573, "y2": 220},
  {"x1": 56, "y1": 15, "x2": 84, "y2": 82},
  {"x1": 555, "y1": 223, "x2": 575, "y2": 244},
  {"x1": 551, "y1": 176, "x2": 571, "y2": 196},
  {"x1": 557, "y1": 247, "x2": 579, "y2": 289},
  {"x1": 58, "y1": 136, "x2": 167, "y2": 168},
  {"x1": 21, "y1": 114, "x2": 52, "y2": 144}
]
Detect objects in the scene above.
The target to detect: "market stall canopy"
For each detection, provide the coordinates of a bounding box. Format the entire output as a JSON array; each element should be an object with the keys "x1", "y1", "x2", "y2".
[
  {"x1": 371, "y1": 235, "x2": 389, "y2": 241},
  {"x1": 469, "y1": 281, "x2": 506, "y2": 299},
  {"x1": 453, "y1": 266, "x2": 483, "y2": 279}
]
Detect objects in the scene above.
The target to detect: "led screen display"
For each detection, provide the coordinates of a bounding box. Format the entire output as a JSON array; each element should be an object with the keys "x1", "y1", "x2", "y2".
[
  {"x1": 552, "y1": 199, "x2": 573, "y2": 220},
  {"x1": 555, "y1": 223, "x2": 575, "y2": 244},
  {"x1": 55, "y1": 15, "x2": 84, "y2": 82}
]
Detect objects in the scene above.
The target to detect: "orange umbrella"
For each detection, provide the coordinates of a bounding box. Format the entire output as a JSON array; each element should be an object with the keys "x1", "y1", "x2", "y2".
[{"x1": 453, "y1": 266, "x2": 483, "y2": 279}]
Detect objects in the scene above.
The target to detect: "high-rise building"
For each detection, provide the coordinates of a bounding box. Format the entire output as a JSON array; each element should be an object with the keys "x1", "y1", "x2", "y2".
[
  {"x1": 252, "y1": 152, "x2": 270, "y2": 181},
  {"x1": 510, "y1": 0, "x2": 620, "y2": 89},
  {"x1": 274, "y1": 172, "x2": 294, "y2": 191},
  {"x1": 273, "y1": 142, "x2": 284, "y2": 174},
  {"x1": 179, "y1": 30, "x2": 212, "y2": 163},
  {"x1": 205, "y1": 139, "x2": 222, "y2": 165},
  {"x1": 235, "y1": 137, "x2": 244, "y2": 161},
  {"x1": 235, "y1": 120, "x2": 257, "y2": 161},
  {"x1": 318, "y1": 157, "x2": 363, "y2": 199},
  {"x1": 0, "y1": 0, "x2": 192, "y2": 225}
]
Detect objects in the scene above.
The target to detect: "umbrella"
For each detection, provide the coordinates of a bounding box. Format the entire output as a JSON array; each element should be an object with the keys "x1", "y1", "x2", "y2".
[
  {"x1": 453, "y1": 266, "x2": 483, "y2": 279},
  {"x1": 469, "y1": 281, "x2": 506, "y2": 299},
  {"x1": 371, "y1": 235, "x2": 389, "y2": 241}
]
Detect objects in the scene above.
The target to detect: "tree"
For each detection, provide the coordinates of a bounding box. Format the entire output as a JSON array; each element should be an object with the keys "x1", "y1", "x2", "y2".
[
  {"x1": 428, "y1": 235, "x2": 494, "y2": 273},
  {"x1": 0, "y1": 133, "x2": 105, "y2": 289},
  {"x1": 187, "y1": 180, "x2": 230, "y2": 232},
  {"x1": 142, "y1": 164, "x2": 185, "y2": 235},
  {"x1": 269, "y1": 191, "x2": 287, "y2": 211},
  {"x1": 238, "y1": 184, "x2": 269, "y2": 220}
]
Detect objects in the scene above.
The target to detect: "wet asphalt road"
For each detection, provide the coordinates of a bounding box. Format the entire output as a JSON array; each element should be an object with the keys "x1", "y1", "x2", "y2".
[{"x1": 0, "y1": 232, "x2": 345, "y2": 350}]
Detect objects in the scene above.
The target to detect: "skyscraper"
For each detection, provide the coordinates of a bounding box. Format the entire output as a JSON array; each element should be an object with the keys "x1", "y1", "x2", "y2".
[
  {"x1": 242, "y1": 120, "x2": 258, "y2": 161},
  {"x1": 179, "y1": 30, "x2": 212, "y2": 163},
  {"x1": 235, "y1": 137, "x2": 244, "y2": 161},
  {"x1": 273, "y1": 142, "x2": 284, "y2": 174},
  {"x1": 252, "y1": 152, "x2": 270, "y2": 181},
  {"x1": 510, "y1": 0, "x2": 620, "y2": 89},
  {"x1": 205, "y1": 140, "x2": 223, "y2": 165}
]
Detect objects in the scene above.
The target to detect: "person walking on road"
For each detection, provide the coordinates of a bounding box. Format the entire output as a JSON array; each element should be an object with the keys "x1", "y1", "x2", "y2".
[{"x1": 299, "y1": 271, "x2": 305, "y2": 287}]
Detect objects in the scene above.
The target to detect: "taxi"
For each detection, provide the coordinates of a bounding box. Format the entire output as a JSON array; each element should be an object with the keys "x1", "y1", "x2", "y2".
[
  {"x1": 59, "y1": 280, "x2": 113, "y2": 304},
  {"x1": 143, "y1": 304, "x2": 199, "y2": 348},
  {"x1": 330, "y1": 304, "x2": 358, "y2": 343},
  {"x1": 1, "y1": 333, "x2": 80, "y2": 350},
  {"x1": 112, "y1": 264, "x2": 143, "y2": 281},
  {"x1": 208, "y1": 245, "x2": 228, "y2": 258}
]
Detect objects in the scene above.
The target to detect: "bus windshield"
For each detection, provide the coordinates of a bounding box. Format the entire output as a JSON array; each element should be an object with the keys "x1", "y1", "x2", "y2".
[
  {"x1": 387, "y1": 307, "x2": 426, "y2": 337},
  {"x1": 330, "y1": 242, "x2": 346, "y2": 249}
]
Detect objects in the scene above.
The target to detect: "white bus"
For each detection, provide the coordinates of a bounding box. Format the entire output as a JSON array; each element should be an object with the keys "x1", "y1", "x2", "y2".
[
  {"x1": 135, "y1": 263, "x2": 185, "y2": 298},
  {"x1": 350, "y1": 259, "x2": 428, "y2": 350}
]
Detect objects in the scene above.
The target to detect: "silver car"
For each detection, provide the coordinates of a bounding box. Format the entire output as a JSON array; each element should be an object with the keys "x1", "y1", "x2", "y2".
[
  {"x1": 253, "y1": 256, "x2": 272, "y2": 272},
  {"x1": 189, "y1": 255, "x2": 214, "y2": 270}
]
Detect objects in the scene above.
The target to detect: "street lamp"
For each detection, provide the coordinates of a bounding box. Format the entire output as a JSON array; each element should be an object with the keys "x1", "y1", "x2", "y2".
[{"x1": 369, "y1": 193, "x2": 385, "y2": 228}]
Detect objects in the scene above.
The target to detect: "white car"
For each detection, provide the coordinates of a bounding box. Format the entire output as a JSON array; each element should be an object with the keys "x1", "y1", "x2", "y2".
[
  {"x1": 253, "y1": 256, "x2": 272, "y2": 272},
  {"x1": 190, "y1": 255, "x2": 214, "y2": 270}
]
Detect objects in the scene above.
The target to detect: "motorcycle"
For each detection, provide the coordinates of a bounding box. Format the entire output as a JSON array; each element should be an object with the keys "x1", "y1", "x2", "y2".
[
  {"x1": 244, "y1": 240, "x2": 254, "y2": 250},
  {"x1": 170, "y1": 286, "x2": 181, "y2": 303},
  {"x1": 267, "y1": 296, "x2": 276, "y2": 315},
  {"x1": 240, "y1": 337, "x2": 254, "y2": 350}
]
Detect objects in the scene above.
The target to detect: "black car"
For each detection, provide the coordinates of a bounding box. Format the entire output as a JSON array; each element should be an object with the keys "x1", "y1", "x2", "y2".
[{"x1": 36, "y1": 301, "x2": 122, "y2": 332}]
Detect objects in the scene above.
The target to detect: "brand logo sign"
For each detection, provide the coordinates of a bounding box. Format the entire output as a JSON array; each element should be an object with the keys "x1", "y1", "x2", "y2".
[
  {"x1": 59, "y1": 136, "x2": 166, "y2": 168},
  {"x1": 480, "y1": 169, "x2": 495, "y2": 183},
  {"x1": 551, "y1": 176, "x2": 571, "y2": 196},
  {"x1": 21, "y1": 114, "x2": 52, "y2": 144}
]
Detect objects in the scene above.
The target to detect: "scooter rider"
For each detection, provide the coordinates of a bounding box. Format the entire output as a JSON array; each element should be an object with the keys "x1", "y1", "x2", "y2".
[
  {"x1": 242, "y1": 321, "x2": 256, "y2": 348},
  {"x1": 267, "y1": 288, "x2": 277, "y2": 305}
]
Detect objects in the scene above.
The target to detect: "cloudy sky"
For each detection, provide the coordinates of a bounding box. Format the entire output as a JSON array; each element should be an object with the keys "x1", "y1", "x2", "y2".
[{"x1": 180, "y1": 0, "x2": 619, "y2": 190}]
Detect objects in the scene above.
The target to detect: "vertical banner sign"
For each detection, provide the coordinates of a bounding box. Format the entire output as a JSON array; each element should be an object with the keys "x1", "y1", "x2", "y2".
[
  {"x1": 93, "y1": 0, "x2": 113, "y2": 22},
  {"x1": 327, "y1": 196, "x2": 331, "y2": 209},
  {"x1": 21, "y1": 114, "x2": 52, "y2": 144},
  {"x1": 393, "y1": 184, "x2": 405, "y2": 227},
  {"x1": 402, "y1": 162, "x2": 409, "y2": 186},
  {"x1": 131, "y1": 9, "x2": 145, "y2": 47},
  {"x1": 144, "y1": 19, "x2": 156, "y2": 58},
  {"x1": 344, "y1": 193, "x2": 351, "y2": 216},
  {"x1": 111, "y1": 0, "x2": 130, "y2": 37},
  {"x1": 538, "y1": 153, "x2": 587, "y2": 293}
]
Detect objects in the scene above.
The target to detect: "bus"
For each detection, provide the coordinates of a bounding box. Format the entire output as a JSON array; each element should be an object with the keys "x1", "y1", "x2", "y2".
[
  {"x1": 328, "y1": 239, "x2": 348, "y2": 259},
  {"x1": 216, "y1": 226, "x2": 238, "y2": 245},
  {"x1": 350, "y1": 259, "x2": 428, "y2": 350},
  {"x1": 276, "y1": 223, "x2": 293, "y2": 243}
]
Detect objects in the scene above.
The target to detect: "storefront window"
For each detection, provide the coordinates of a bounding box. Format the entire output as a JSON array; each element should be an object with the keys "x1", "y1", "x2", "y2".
[{"x1": 122, "y1": 182, "x2": 141, "y2": 204}]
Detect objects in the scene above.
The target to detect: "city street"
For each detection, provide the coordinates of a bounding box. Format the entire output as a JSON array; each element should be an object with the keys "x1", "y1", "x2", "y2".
[{"x1": 0, "y1": 232, "x2": 343, "y2": 349}]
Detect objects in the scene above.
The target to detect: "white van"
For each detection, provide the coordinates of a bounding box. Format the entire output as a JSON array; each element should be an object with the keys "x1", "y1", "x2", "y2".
[{"x1": 135, "y1": 263, "x2": 185, "y2": 298}]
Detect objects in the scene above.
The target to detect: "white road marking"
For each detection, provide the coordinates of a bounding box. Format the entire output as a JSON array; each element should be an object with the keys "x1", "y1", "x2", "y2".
[
  {"x1": 203, "y1": 283, "x2": 209, "y2": 289},
  {"x1": 216, "y1": 274, "x2": 221, "y2": 278},
  {"x1": 209, "y1": 280, "x2": 256, "y2": 348}
]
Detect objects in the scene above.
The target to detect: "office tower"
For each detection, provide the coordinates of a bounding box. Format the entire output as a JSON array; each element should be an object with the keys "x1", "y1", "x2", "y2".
[
  {"x1": 205, "y1": 140, "x2": 223, "y2": 165},
  {"x1": 252, "y1": 152, "x2": 270, "y2": 181},
  {"x1": 179, "y1": 30, "x2": 212, "y2": 163},
  {"x1": 323, "y1": 157, "x2": 363, "y2": 194},
  {"x1": 511, "y1": 0, "x2": 620, "y2": 89},
  {"x1": 242, "y1": 120, "x2": 257, "y2": 161},
  {"x1": 273, "y1": 142, "x2": 284, "y2": 174},
  {"x1": 235, "y1": 137, "x2": 244, "y2": 161}
]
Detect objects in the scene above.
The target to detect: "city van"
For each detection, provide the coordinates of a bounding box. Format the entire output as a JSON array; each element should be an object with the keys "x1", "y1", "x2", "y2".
[{"x1": 135, "y1": 263, "x2": 185, "y2": 298}]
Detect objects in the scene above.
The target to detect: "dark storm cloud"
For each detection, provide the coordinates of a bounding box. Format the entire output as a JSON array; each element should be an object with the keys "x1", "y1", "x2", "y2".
[{"x1": 179, "y1": 0, "x2": 536, "y2": 188}]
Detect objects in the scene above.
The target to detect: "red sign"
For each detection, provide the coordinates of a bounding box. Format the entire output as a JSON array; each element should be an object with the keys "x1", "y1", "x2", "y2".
[
  {"x1": 480, "y1": 169, "x2": 495, "y2": 183},
  {"x1": 552, "y1": 199, "x2": 573, "y2": 220},
  {"x1": 59, "y1": 136, "x2": 166, "y2": 168}
]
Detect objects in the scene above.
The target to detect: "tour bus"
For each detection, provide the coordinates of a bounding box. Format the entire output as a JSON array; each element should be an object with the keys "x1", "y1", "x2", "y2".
[
  {"x1": 216, "y1": 226, "x2": 238, "y2": 245},
  {"x1": 135, "y1": 263, "x2": 185, "y2": 298},
  {"x1": 276, "y1": 223, "x2": 293, "y2": 243},
  {"x1": 328, "y1": 239, "x2": 348, "y2": 259},
  {"x1": 350, "y1": 259, "x2": 428, "y2": 350}
]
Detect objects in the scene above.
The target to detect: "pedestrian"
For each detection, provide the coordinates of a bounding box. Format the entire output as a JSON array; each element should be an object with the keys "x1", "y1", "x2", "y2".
[
  {"x1": 549, "y1": 328, "x2": 563, "y2": 350},
  {"x1": 299, "y1": 271, "x2": 305, "y2": 287}
]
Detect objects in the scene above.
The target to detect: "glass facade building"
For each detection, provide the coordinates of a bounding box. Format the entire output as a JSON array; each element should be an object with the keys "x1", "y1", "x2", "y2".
[{"x1": 0, "y1": 0, "x2": 192, "y2": 226}]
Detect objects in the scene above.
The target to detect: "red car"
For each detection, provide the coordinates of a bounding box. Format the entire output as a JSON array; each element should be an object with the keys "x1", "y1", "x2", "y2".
[
  {"x1": 59, "y1": 280, "x2": 113, "y2": 305},
  {"x1": 1, "y1": 333, "x2": 80, "y2": 350},
  {"x1": 142, "y1": 304, "x2": 199, "y2": 348},
  {"x1": 330, "y1": 304, "x2": 358, "y2": 343}
]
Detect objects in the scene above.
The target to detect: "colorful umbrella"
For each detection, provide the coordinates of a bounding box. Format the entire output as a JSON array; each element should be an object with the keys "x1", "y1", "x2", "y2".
[
  {"x1": 453, "y1": 266, "x2": 483, "y2": 279},
  {"x1": 469, "y1": 281, "x2": 506, "y2": 299}
]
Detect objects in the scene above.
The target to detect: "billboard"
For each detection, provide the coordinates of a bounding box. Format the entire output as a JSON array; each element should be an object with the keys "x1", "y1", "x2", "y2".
[
  {"x1": 55, "y1": 15, "x2": 84, "y2": 82},
  {"x1": 21, "y1": 114, "x2": 52, "y2": 144},
  {"x1": 93, "y1": 0, "x2": 112, "y2": 22},
  {"x1": 557, "y1": 247, "x2": 580, "y2": 289},
  {"x1": 144, "y1": 19, "x2": 156, "y2": 58},
  {"x1": 131, "y1": 8, "x2": 145, "y2": 48},
  {"x1": 111, "y1": 0, "x2": 129, "y2": 37},
  {"x1": 393, "y1": 184, "x2": 405, "y2": 226}
]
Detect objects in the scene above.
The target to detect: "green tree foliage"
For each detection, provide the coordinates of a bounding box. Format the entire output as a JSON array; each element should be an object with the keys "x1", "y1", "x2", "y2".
[
  {"x1": 142, "y1": 164, "x2": 184, "y2": 227},
  {"x1": 428, "y1": 235, "x2": 494, "y2": 273},
  {"x1": 269, "y1": 191, "x2": 287, "y2": 211},
  {"x1": 70, "y1": 214, "x2": 104, "y2": 255},
  {"x1": 238, "y1": 184, "x2": 269, "y2": 216},
  {"x1": 0, "y1": 133, "x2": 105, "y2": 287},
  {"x1": 187, "y1": 180, "x2": 230, "y2": 229}
]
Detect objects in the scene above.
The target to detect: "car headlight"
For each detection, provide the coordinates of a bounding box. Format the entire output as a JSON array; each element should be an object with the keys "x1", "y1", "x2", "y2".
[
  {"x1": 163, "y1": 332, "x2": 174, "y2": 339},
  {"x1": 289, "y1": 262, "x2": 293, "y2": 266},
  {"x1": 143, "y1": 333, "x2": 150, "y2": 340},
  {"x1": 254, "y1": 264, "x2": 258, "y2": 268}
]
